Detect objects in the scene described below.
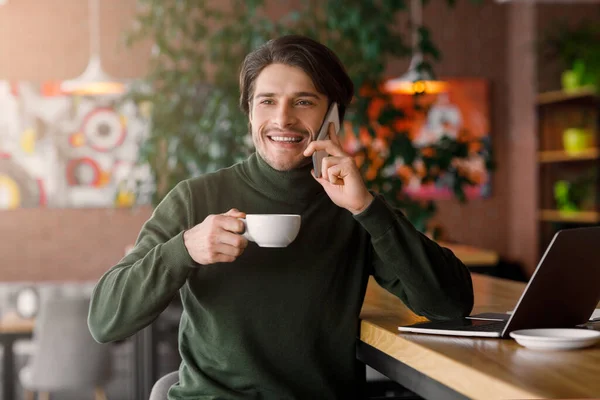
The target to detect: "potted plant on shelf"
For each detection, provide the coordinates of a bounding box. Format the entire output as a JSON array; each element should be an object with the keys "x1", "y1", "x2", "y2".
[
  {"x1": 562, "y1": 110, "x2": 596, "y2": 155},
  {"x1": 126, "y1": 0, "x2": 490, "y2": 234},
  {"x1": 543, "y1": 20, "x2": 600, "y2": 93}
]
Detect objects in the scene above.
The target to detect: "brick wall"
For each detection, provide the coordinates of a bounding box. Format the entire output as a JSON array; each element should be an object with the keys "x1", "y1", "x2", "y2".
[{"x1": 0, "y1": 207, "x2": 152, "y2": 281}]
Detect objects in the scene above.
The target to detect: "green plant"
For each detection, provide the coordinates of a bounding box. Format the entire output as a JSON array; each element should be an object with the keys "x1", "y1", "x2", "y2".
[
  {"x1": 127, "y1": 0, "x2": 491, "y2": 233},
  {"x1": 554, "y1": 169, "x2": 596, "y2": 212},
  {"x1": 543, "y1": 20, "x2": 600, "y2": 90}
]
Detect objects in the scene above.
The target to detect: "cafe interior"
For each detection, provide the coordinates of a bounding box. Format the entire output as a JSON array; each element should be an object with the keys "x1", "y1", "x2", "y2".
[{"x1": 1, "y1": 0, "x2": 600, "y2": 399}]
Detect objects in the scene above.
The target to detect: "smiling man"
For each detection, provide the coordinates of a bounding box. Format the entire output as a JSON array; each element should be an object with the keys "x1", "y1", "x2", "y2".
[{"x1": 88, "y1": 35, "x2": 474, "y2": 400}]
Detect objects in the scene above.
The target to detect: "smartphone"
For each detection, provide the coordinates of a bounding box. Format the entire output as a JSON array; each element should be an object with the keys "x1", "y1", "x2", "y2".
[{"x1": 312, "y1": 102, "x2": 340, "y2": 178}]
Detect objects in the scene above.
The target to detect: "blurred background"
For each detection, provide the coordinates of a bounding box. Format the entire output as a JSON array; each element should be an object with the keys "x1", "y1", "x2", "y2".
[{"x1": 1, "y1": 0, "x2": 599, "y2": 399}]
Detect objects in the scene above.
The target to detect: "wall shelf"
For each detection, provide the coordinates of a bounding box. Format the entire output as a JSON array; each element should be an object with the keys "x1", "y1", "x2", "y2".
[
  {"x1": 536, "y1": 90, "x2": 600, "y2": 257},
  {"x1": 538, "y1": 148, "x2": 599, "y2": 163},
  {"x1": 536, "y1": 88, "x2": 597, "y2": 106},
  {"x1": 538, "y1": 209, "x2": 600, "y2": 224}
]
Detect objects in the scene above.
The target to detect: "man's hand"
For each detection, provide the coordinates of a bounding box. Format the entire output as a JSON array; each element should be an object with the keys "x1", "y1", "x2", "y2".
[
  {"x1": 303, "y1": 123, "x2": 374, "y2": 215},
  {"x1": 183, "y1": 208, "x2": 248, "y2": 265}
]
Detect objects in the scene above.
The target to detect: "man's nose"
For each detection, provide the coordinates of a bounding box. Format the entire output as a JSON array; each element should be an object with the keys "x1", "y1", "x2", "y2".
[{"x1": 273, "y1": 103, "x2": 297, "y2": 128}]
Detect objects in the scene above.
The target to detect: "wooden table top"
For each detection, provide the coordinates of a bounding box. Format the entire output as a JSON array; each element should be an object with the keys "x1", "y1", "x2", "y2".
[
  {"x1": 359, "y1": 274, "x2": 600, "y2": 400},
  {"x1": 0, "y1": 311, "x2": 35, "y2": 335},
  {"x1": 439, "y1": 241, "x2": 499, "y2": 267}
]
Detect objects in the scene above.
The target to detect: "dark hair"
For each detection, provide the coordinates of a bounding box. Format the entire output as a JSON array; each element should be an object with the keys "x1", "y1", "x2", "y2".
[{"x1": 239, "y1": 35, "x2": 354, "y2": 121}]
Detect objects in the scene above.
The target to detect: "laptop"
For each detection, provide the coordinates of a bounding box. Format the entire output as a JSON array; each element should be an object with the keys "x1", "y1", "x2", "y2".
[{"x1": 397, "y1": 227, "x2": 600, "y2": 338}]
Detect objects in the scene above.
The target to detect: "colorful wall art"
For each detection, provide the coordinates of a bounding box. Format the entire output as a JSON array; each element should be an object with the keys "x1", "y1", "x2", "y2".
[{"x1": 0, "y1": 81, "x2": 153, "y2": 209}]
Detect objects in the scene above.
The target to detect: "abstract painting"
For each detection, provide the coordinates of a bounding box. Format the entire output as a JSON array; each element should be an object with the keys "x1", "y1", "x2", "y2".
[{"x1": 0, "y1": 81, "x2": 153, "y2": 209}]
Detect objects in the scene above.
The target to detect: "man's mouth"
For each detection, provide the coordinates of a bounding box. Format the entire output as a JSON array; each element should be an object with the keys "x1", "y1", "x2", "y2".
[{"x1": 268, "y1": 135, "x2": 304, "y2": 144}]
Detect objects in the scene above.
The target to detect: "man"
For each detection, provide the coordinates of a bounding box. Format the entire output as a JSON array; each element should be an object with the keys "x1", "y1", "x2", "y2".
[{"x1": 88, "y1": 34, "x2": 473, "y2": 400}]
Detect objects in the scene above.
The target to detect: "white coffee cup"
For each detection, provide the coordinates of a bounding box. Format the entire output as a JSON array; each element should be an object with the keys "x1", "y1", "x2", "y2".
[{"x1": 239, "y1": 214, "x2": 301, "y2": 248}]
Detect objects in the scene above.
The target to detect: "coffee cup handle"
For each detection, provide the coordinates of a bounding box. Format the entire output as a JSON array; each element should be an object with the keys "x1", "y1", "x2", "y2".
[{"x1": 238, "y1": 218, "x2": 253, "y2": 242}]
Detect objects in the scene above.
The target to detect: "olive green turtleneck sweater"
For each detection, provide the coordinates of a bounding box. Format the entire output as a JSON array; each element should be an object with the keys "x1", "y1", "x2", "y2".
[{"x1": 88, "y1": 152, "x2": 473, "y2": 400}]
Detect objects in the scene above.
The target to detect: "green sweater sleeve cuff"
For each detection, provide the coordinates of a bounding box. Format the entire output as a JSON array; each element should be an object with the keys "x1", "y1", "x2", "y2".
[
  {"x1": 353, "y1": 195, "x2": 397, "y2": 239},
  {"x1": 160, "y1": 230, "x2": 197, "y2": 273}
]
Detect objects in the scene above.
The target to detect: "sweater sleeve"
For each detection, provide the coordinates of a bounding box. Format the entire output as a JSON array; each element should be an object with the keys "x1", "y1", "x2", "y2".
[
  {"x1": 88, "y1": 181, "x2": 197, "y2": 343},
  {"x1": 354, "y1": 194, "x2": 474, "y2": 321}
]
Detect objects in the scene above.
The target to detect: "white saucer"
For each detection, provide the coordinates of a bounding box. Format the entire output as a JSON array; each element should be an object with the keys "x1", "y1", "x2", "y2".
[{"x1": 509, "y1": 328, "x2": 600, "y2": 351}]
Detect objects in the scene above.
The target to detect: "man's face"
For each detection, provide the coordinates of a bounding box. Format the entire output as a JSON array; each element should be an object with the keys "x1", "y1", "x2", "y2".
[{"x1": 249, "y1": 63, "x2": 329, "y2": 171}]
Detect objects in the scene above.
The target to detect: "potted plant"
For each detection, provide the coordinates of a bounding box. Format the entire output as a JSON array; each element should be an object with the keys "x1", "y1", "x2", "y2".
[
  {"x1": 562, "y1": 110, "x2": 596, "y2": 155},
  {"x1": 543, "y1": 20, "x2": 600, "y2": 93}
]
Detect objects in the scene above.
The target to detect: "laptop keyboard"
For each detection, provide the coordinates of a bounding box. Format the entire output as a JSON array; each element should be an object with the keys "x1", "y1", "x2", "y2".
[{"x1": 461, "y1": 320, "x2": 507, "y2": 332}]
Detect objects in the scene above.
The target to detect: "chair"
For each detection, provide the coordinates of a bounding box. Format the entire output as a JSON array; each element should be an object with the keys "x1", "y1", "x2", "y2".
[
  {"x1": 149, "y1": 371, "x2": 178, "y2": 400},
  {"x1": 18, "y1": 295, "x2": 112, "y2": 400}
]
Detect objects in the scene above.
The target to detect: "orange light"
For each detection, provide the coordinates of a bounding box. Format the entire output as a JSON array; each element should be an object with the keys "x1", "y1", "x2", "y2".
[
  {"x1": 384, "y1": 79, "x2": 448, "y2": 95},
  {"x1": 62, "y1": 82, "x2": 126, "y2": 96}
]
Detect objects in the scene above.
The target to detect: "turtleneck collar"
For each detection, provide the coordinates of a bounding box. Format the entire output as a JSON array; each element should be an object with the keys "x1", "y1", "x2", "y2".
[{"x1": 237, "y1": 152, "x2": 324, "y2": 204}]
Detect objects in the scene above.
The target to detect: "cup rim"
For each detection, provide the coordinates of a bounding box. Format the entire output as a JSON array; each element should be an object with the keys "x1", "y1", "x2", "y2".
[{"x1": 245, "y1": 214, "x2": 300, "y2": 218}]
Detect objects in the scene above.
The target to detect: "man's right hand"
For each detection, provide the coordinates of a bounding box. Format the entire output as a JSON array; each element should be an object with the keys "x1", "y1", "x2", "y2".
[{"x1": 183, "y1": 208, "x2": 248, "y2": 265}]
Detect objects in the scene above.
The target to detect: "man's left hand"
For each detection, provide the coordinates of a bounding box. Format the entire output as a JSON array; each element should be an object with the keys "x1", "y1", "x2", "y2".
[{"x1": 304, "y1": 123, "x2": 374, "y2": 215}]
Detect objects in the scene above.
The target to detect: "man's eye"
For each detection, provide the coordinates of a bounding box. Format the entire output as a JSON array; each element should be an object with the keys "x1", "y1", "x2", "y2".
[
  {"x1": 260, "y1": 99, "x2": 274, "y2": 105},
  {"x1": 296, "y1": 99, "x2": 314, "y2": 106}
]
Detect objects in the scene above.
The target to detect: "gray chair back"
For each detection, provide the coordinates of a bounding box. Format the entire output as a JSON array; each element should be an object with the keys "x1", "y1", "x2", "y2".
[
  {"x1": 149, "y1": 371, "x2": 179, "y2": 400},
  {"x1": 26, "y1": 295, "x2": 111, "y2": 390}
]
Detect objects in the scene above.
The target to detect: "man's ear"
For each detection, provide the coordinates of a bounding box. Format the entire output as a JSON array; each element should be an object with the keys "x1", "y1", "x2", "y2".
[{"x1": 248, "y1": 102, "x2": 253, "y2": 122}]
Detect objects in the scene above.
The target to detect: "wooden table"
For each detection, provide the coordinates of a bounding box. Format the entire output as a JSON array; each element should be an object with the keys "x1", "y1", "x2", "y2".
[
  {"x1": 439, "y1": 242, "x2": 499, "y2": 267},
  {"x1": 359, "y1": 274, "x2": 600, "y2": 400},
  {"x1": 0, "y1": 312, "x2": 35, "y2": 400}
]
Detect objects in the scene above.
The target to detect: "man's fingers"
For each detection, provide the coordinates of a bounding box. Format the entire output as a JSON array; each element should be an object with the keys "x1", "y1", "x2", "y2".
[
  {"x1": 211, "y1": 214, "x2": 245, "y2": 233},
  {"x1": 326, "y1": 163, "x2": 345, "y2": 185},
  {"x1": 214, "y1": 242, "x2": 246, "y2": 257},
  {"x1": 219, "y1": 231, "x2": 249, "y2": 249},
  {"x1": 321, "y1": 156, "x2": 343, "y2": 181},
  {"x1": 224, "y1": 208, "x2": 246, "y2": 218},
  {"x1": 304, "y1": 140, "x2": 346, "y2": 158}
]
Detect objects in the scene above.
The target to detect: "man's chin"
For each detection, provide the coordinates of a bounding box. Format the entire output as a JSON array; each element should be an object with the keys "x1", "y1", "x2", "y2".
[{"x1": 264, "y1": 156, "x2": 311, "y2": 172}]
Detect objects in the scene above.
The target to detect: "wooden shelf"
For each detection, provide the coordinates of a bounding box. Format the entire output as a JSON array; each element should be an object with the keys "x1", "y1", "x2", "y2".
[
  {"x1": 538, "y1": 148, "x2": 599, "y2": 163},
  {"x1": 537, "y1": 88, "x2": 597, "y2": 105},
  {"x1": 538, "y1": 209, "x2": 600, "y2": 223}
]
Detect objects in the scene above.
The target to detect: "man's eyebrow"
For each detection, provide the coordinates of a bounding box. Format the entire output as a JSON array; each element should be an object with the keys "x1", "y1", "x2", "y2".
[{"x1": 254, "y1": 91, "x2": 322, "y2": 99}]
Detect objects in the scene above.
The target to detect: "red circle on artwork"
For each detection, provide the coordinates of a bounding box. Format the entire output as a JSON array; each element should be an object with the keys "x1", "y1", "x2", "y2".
[
  {"x1": 66, "y1": 157, "x2": 102, "y2": 187},
  {"x1": 81, "y1": 108, "x2": 127, "y2": 152}
]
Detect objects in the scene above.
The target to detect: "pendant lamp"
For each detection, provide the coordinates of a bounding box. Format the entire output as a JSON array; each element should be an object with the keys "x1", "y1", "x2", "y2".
[
  {"x1": 61, "y1": 0, "x2": 125, "y2": 95},
  {"x1": 384, "y1": 0, "x2": 447, "y2": 95}
]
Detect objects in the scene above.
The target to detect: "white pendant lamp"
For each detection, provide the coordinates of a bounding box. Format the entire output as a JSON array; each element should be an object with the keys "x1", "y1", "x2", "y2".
[
  {"x1": 384, "y1": 0, "x2": 447, "y2": 95},
  {"x1": 61, "y1": 0, "x2": 125, "y2": 95}
]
